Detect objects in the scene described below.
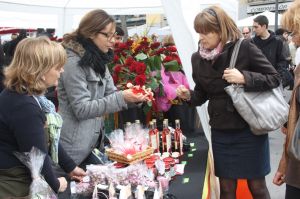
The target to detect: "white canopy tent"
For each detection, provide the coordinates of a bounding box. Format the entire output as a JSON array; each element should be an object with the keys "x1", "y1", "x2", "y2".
[{"x1": 237, "y1": 10, "x2": 282, "y2": 27}]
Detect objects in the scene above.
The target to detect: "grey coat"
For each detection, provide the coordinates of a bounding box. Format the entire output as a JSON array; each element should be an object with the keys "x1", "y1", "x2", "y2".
[{"x1": 58, "y1": 40, "x2": 127, "y2": 164}]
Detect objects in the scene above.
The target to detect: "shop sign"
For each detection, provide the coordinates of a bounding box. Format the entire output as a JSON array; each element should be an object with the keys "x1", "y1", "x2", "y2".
[{"x1": 247, "y1": 2, "x2": 292, "y2": 13}]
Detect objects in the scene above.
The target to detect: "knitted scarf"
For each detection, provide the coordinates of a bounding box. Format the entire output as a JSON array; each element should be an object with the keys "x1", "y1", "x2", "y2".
[
  {"x1": 199, "y1": 42, "x2": 223, "y2": 61},
  {"x1": 36, "y1": 96, "x2": 62, "y2": 164},
  {"x1": 76, "y1": 36, "x2": 113, "y2": 78}
]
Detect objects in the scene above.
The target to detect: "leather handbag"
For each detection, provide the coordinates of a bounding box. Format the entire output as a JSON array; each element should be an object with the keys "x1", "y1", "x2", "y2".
[{"x1": 224, "y1": 38, "x2": 289, "y2": 135}]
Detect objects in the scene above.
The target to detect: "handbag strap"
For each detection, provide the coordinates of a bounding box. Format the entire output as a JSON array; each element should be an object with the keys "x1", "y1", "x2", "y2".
[{"x1": 229, "y1": 38, "x2": 244, "y2": 69}]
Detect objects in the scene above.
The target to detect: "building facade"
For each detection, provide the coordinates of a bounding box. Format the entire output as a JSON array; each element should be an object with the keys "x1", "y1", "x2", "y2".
[{"x1": 239, "y1": 0, "x2": 293, "y2": 19}]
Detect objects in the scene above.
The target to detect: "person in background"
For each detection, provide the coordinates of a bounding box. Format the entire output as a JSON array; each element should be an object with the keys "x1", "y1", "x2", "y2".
[
  {"x1": 115, "y1": 26, "x2": 125, "y2": 43},
  {"x1": 162, "y1": 34, "x2": 175, "y2": 47},
  {"x1": 0, "y1": 42, "x2": 4, "y2": 92},
  {"x1": 58, "y1": 9, "x2": 148, "y2": 168},
  {"x1": 276, "y1": 28, "x2": 294, "y2": 89},
  {"x1": 252, "y1": 15, "x2": 293, "y2": 89},
  {"x1": 273, "y1": 0, "x2": 300, "y2": 198},
  {"x1": 3, "y1": 29, "x2": 27, "y2": 66},
  {"x1": 241, "y1": 26, "x2": 252, "y2": 39},
  {"x1": 176, "y1": 6, "x2": 280, "y2": 199},
  {"x1": 0, "y1": 37, "x2": 85, "y2": 198}
]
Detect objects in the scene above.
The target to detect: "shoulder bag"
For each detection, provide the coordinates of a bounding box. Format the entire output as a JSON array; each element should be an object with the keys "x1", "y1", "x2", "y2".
[{"x1": 224, "y1": 38, "x2": 289, "y2": 135}]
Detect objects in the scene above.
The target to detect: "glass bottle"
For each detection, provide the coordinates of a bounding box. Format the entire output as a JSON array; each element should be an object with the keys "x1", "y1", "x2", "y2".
[
  {"x1": 149, "y1": 122, "x2": 159, "y2": 153},
  {"x1": 174, "y1": 119, "x2": 183, "y2": 155},
  {"x1": 152, "y1": 119, "x2": 160, "y2": 153},
  {"x1": 162, "y1": 120, "x2": 171, "y2": 153}
]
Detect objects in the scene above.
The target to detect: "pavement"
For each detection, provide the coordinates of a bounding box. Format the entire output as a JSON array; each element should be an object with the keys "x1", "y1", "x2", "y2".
[{"x1": 265, "y1": 88, "x2": 292, "y2": 199}]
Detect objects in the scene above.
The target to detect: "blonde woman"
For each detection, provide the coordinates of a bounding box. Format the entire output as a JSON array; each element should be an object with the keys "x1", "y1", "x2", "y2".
[
  {"x1": 176, "y1": 6, "x2": 281, "y2": 199},
  {"x1": 273, "y1": 0, "x2": 300, "y2": 198},
  {"x1": 0, "y1": 37, "x2": 84, "y2": 198}
]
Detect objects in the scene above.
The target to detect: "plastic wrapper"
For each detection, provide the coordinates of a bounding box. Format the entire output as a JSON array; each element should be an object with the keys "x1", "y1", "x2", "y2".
[
  {"x1": 14, "y1": 147, "x2": 57, "y2": 199},
  {"x1": 107, "y1": 127, "x2": 149, "y2": 156}
]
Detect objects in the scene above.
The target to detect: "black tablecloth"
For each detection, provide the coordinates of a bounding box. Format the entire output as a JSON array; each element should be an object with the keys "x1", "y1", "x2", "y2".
[
  {"x1": 73, "y1": 131, "x2": 209, "y2": 199},
  {"x1": 168, "y1": 132, "x2": 208, "y2": 199}
]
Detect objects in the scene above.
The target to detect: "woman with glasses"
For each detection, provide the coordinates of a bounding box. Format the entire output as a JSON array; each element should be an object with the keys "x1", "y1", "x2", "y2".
[{"x1": 58, "y1": 9, "x2": 148, "y2": 170}]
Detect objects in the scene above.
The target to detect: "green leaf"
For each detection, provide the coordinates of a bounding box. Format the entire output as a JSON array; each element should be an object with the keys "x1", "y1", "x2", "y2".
[
  {"x1": 155, "y1": 69, "x2": 162, "y2": 80},
  {"x1": 163, "y1": 60, "x2": 181, "y2": 71},
  {"x1": 153, "y1": 55, "x2": 162, "y2": 70},
  {"x1": 159, "y1": 82, "x2": 165, "y2": 97},
  {"x1": 147, "y1": 78, "x2": 159, "y2": 91},
  {"x1": 143, "y1": 102, "x2": 152, "y2": 114},
  {"x1": 147, "y1": 56, "x2": 155, "y2": 71},
  {"x1": 135, "y1": 53, "x2": 148, "y2": 61}
]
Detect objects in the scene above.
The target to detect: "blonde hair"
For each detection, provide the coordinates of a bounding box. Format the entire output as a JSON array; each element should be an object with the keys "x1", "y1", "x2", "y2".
[
  {"x1": 281, "y1": 0, "x2": 300, "y2": 33},
  {"x1": 194, "y1": 5, "x2": 241, "y2": 46},
  {"x1": 4, "y1": 36, "x2": 66, "y2": 95},
  {"x1": 162, "y1": 35, "x2": 175, "y2": 46},
  {"x1": 63, "y1": 9, "x2": 115, "y2": 42}
]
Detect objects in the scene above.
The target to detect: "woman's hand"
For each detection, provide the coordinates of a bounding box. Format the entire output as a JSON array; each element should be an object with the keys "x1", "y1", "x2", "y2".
[
  {"x1": 273, "y1": 171, "x2": 285, "y2": 186},
  {"x1": 176, "y1": 85, "x2": 191, "y2": 101},
  {"x1": 223, "y1": 68, "x2": 245, "y2": 84},
  {"x1": 122, "y1": 89, "x2": 148, "y2": 103},
  {"x1": 58, "y1": 177, "x2": 67, "y2": 192},
  {"x1": 281, "y1": 127, "x2": 288, "y2": 135},
  {"x1": 69, "y1": 166, "x2": 86, "y2": 182}
]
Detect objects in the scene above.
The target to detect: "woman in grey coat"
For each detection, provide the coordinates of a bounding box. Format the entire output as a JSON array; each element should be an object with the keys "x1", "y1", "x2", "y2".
[{"x1": 58, "y1": 9, "x2": 148, "y2": 166}]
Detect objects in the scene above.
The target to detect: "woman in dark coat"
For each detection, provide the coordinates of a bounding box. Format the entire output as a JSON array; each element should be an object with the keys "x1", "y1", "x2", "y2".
[{"x1": 176, "y1": 6, "x2": 281, "y2": 199}]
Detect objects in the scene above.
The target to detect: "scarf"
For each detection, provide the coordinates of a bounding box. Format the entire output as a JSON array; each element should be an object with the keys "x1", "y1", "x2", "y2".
[
  {"x1": 76, "y1": 36, "x2": 113, "y2": 78},
  {"x1": 199, "y1": 42, "x2": 223, "y2": 61},
  {"x1": 36, "y1": 96, "x2": 62, "y2": 164}
]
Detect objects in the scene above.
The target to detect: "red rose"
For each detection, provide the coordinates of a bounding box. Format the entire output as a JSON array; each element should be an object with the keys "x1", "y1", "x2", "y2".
[
  {"x1": 163, "y1": 56, "x2": 173, "y2": 62},
  {"x1": 167, "y1": 46, "x2": 177, "y2": 52},
  {"x1": 118, "y1": 43, "x2": 128, "y2": 50},
  {"x1": 150, "y1": 42, "x2": 161, "y2": 50},
  {"x1": 129, "y1": 62, "x2": 136, "y2": 72},
  {"x1": 135, "y1": 62, "x2": 147, "y2": 75},
  {"x1": 113, "y1": 55, "x2": 119, "y2": 63},
  {"x1": 135, "y1": 74, "x2": 146, "y2": 86},
  {"x1": 112, "y1": 74, "x2": 118, "y2": 84},
  {"x1": 114, "y1": 64, "x2": 122, "y2": 73},
  {"x1": 125, "y1": 57, "x2": 134, "y2": 66},
  {"x1": 156, "y1": 47, "x2": 165, "y2": 55},
  {"x1": 126, "y1": 39, "x2": 134, "y2": 47}
]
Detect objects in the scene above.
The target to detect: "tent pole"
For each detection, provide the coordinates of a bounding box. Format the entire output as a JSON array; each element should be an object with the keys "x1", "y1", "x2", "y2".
[{"x1": 275, "y1": 0, "x2": 278, "y2": 31}]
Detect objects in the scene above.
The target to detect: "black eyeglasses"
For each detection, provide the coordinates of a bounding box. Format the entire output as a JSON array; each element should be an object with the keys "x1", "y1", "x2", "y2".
[
  {"x1": 98, "y1": 31, "x2": 117, "y2": 40},
  {"x1": 242, "y1": 32, "x2": 250, "y2": 35}
]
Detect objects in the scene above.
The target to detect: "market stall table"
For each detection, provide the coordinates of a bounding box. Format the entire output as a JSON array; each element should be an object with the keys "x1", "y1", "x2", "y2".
[{"x1": 168, "y1": 132, "x2": 208, "y2": 199}]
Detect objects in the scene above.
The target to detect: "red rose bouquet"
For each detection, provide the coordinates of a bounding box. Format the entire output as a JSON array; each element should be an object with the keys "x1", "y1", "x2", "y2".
[{"x1": 108, "y1": 36, "x2": 183, "y2": 113}]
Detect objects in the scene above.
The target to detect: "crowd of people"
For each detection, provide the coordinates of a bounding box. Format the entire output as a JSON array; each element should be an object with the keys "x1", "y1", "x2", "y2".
[{"x1": 0, "y1": 1, "x2": 299, "y2": 199}]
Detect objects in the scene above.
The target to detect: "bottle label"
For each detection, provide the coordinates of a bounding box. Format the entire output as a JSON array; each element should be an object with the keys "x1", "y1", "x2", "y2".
[
  {"x1": 180, "y1": 134, "x2": 183, "y2": 155},
  {"x1": 166, "y1": 134, "x2": 171, "y2": 152},
  {"x1": 150, "y1": 134, "x2": 158, "y2": 150}
]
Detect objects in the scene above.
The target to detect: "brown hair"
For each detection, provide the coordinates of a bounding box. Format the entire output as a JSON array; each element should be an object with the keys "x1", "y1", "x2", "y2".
[
  {"x1": 4, "y1": 37, "x2": 66, "y2": 95},
  {"x1": 194, "y1": 6, "x2": 241, "y2": 46},
  {"x1": 63, "y1": 9, "x2": 115, "y2": 42},
  {"x1": 281, "y1": 0, "x2": 300, "y2": 33}
]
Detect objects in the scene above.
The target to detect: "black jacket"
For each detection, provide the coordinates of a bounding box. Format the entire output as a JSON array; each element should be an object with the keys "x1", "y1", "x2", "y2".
[
  {"x1": 190, "y1": 39, "x2": 281, "y2": 130},
  {"x1": 252, "y1": 31, "x2": 287, "y2": 70}
]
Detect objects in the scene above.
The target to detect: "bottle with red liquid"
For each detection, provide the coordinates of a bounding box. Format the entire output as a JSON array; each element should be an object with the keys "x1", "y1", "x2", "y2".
[
  {"x1": 162, "y1": 120, "x2": 172, "y2": 153},
  {"x1": 149, "y1": 121, "x2": 159, "y2": 153},
  {"x1": 152, "y1": 119, "x2": 160, "y2": 153},
  {"x1": 174, "y1": 119, "x2": 183, "y2": 155}
]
